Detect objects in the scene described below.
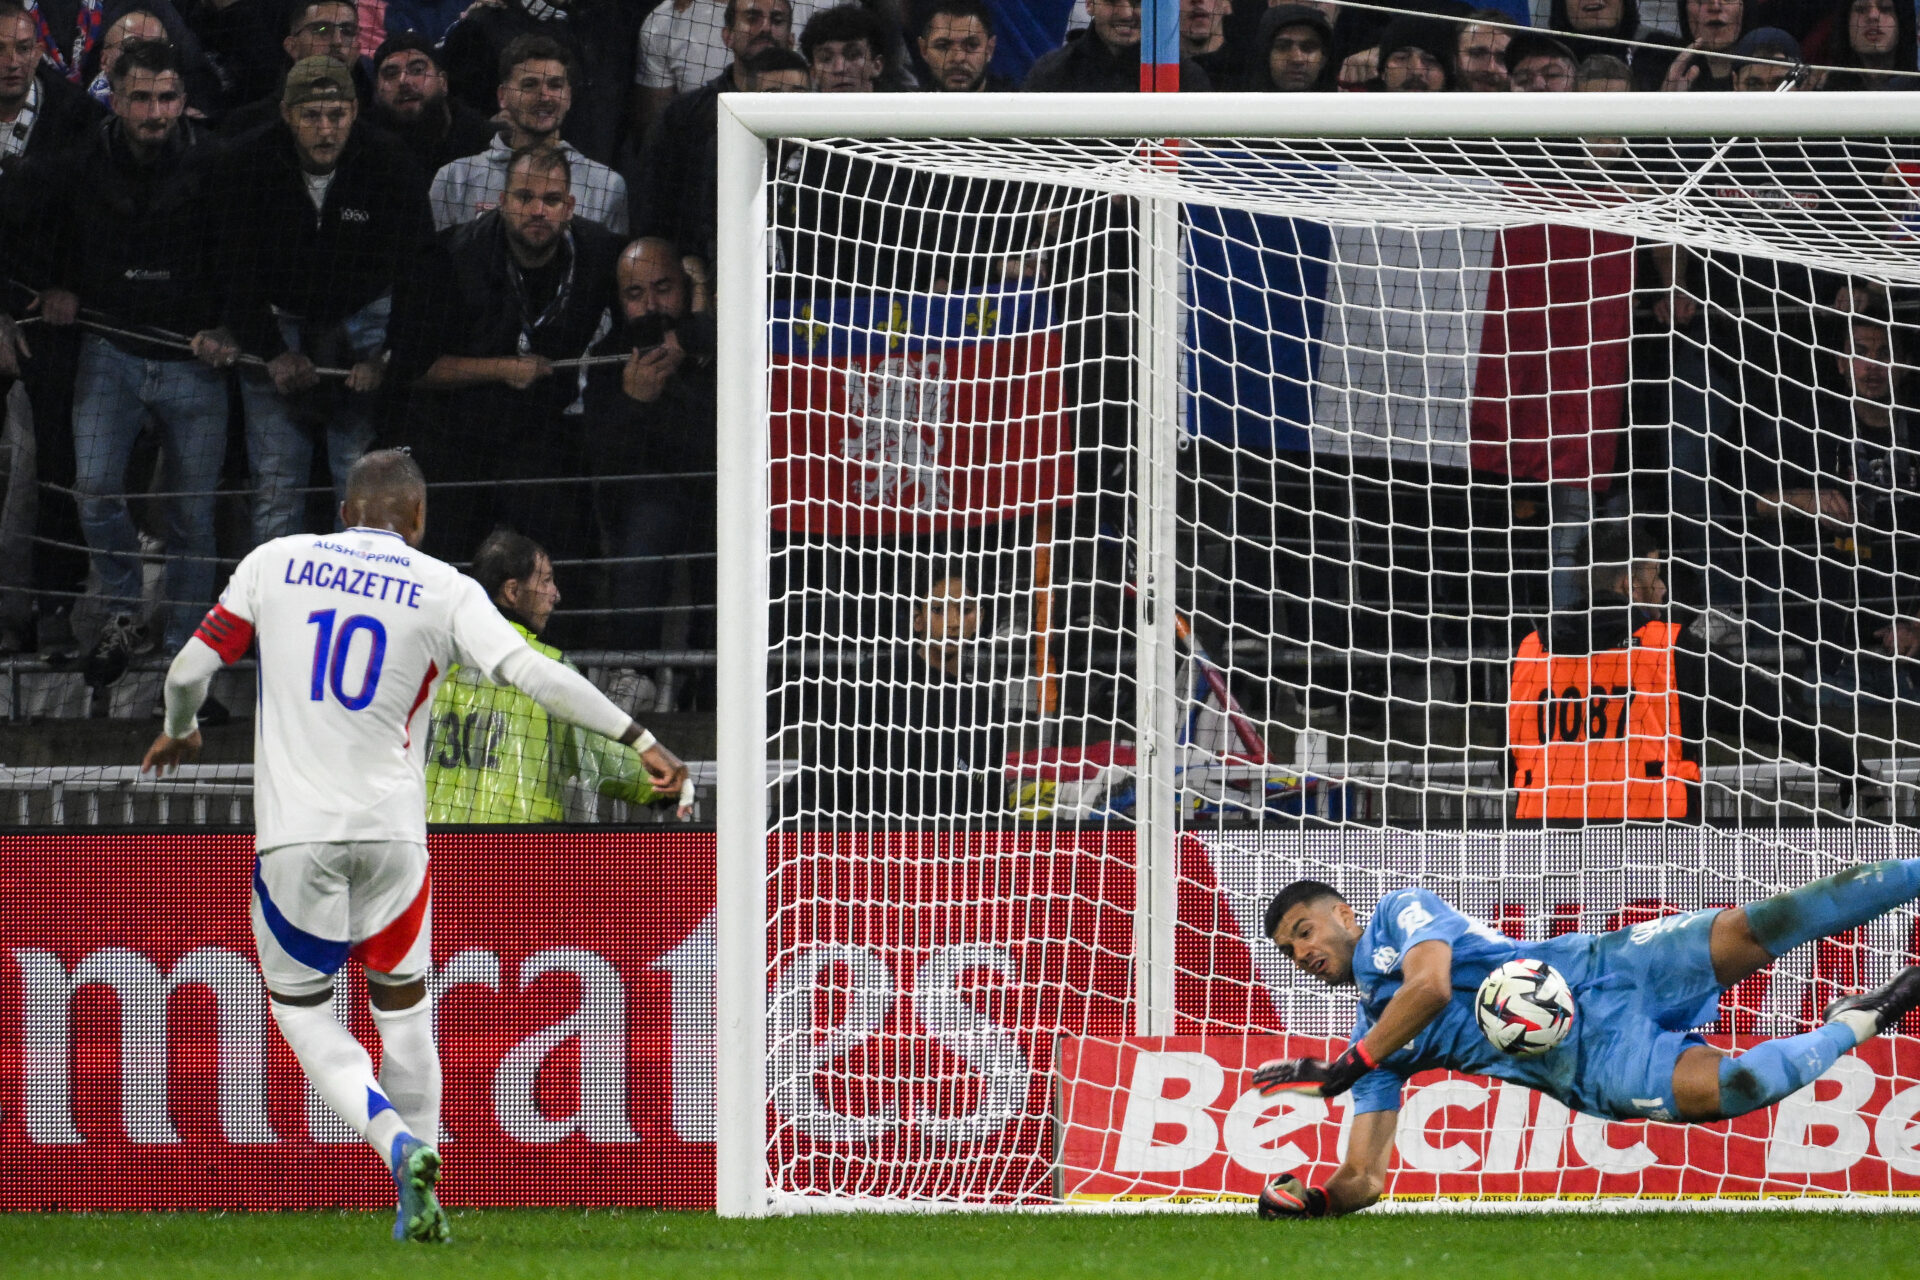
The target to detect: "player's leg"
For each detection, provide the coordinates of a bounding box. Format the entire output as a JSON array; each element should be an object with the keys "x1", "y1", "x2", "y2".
[
  {"x1": 1672, "y1": 966, "x2": 1920, "y2": 1120},
  {"x1": 252, "y1": 847, "x2": 416, "y2": 1158},
  {"x1": 348, "y1": 842, "x2": 448, "y2": 1244},
  {"x1": 1708, "y1": 859, "x2": 1920, "y2": 986}
]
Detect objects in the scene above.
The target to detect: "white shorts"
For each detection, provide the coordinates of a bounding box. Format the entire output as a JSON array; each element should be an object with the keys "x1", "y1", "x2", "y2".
[{"x1": 250, "y1": 841, "x2": 432, "y2": 998}]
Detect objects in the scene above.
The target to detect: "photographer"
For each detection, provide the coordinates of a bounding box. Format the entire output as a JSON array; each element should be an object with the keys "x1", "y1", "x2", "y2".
[{"x1": 583, "y1": 237, "x2": 713, "y2": 703}]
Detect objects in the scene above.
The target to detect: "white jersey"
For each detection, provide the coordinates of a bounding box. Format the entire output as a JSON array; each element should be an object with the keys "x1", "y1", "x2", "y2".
[{"x1": 213, "y1": 528, "x2": 527, "y2": 851}]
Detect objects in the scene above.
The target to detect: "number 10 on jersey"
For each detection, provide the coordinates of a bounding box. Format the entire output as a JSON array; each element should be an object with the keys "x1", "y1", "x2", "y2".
[{"x1": 308, "y1": 609, "x2": 388, "y2": 710}]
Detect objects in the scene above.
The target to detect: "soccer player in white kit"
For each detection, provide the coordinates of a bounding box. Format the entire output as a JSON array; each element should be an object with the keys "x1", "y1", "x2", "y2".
[{"x1": 141, "y1": 450, "x2": 686, "y2": 1243}]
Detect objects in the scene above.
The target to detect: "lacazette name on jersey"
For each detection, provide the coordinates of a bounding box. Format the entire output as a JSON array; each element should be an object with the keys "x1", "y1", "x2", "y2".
[{"x1": 285, "y1": 556, "x2": 427, "y2": 610}]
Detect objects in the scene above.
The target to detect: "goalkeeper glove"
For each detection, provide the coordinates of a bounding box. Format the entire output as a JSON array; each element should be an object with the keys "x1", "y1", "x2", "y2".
[
  {"x1": 1257, "y1": 1172, "x2": 1330, "y2": 1220},
  {"x1": 1251, "y1": 1041, "x2": 1376, "y2": 1099}
]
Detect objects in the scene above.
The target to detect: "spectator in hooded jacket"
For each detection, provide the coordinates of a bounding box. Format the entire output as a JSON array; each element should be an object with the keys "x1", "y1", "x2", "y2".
[
  {"x1": 430, "y1": 35, "x2": 627, "y2": 233},
  {"x1": 1547, "y1": 0, "x2": 1680, "y2": 85},
  {"x1": 1023, "y1": 0, "x2": 1213, "y2": 90},
  {"x1": 1250, "y1": 4, "x2": 1338, "y2": 92},
  {"x1": 204, "y1": 55, "x2": 432, "y2": 545},
  {"x1": 1372, "y1": 15, "x2": 1454, "y2": 91}
]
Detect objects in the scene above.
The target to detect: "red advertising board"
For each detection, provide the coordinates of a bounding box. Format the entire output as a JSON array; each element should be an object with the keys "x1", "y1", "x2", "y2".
[
  {"x1": 0, "y1": 832, "x2": 717, "y2": 1210},
  {"x1": 1058, "y1": 1035, "x2": 1920, "y2": 1204}
]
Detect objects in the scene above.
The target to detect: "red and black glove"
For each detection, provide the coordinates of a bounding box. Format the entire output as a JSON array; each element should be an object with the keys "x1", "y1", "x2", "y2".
[
  {"x1": 1250, "y1": 1041, "x2": 1376, "y2": 1099},
  {"x1": 1257, "y1": 1172, "x2": 1330, "y2": 1220}
]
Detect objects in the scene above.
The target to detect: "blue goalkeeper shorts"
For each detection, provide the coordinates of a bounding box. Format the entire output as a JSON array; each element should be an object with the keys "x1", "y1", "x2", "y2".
[{"x1": 1558, "y1": 908, "x2": 1726, "y2": 1122}]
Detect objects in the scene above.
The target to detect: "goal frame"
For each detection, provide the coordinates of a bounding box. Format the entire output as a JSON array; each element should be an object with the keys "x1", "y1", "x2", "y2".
[{"x1": 712, "y1": 91, "x2": 1920, "y2": 1219}]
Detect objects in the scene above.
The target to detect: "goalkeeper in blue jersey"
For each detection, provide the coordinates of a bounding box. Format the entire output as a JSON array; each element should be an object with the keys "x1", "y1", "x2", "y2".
[{"x1": 1252, "y1": 869, "x2": 1920, "y2": 1219}]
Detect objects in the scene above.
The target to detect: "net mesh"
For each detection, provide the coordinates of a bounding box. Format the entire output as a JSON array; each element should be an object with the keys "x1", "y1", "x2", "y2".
[{"x1": 755, "y1": 129, "x2": 1920, "y2": 1208}]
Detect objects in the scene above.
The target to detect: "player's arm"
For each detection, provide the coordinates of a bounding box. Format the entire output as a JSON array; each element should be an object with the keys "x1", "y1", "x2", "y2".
[
  {"x1": 142, "y1": 603, "x2": 256, "y2": 775},
  {"x1": 1260, "y1": 1106, "x2": 1398, "y2": 1219},
  {"x1": 490, "y1": 646, "x2": 688, "y2": 793},
  {"x1": 1253, "y1": 939, "x2": 1453, "y2": 1099}
]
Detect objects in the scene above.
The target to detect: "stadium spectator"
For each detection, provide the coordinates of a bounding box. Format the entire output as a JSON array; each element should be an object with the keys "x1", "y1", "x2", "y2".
[
  {"x1": 424, "y1": 527, "x2": 676, "y2": 820},
  {"x1": 1547, "y1": 0, "x2": 1680, "y2": 84},
  {"x1": 801, "y1": 3, "x2": 889, "y2": 91},
  {"x1": 429, "y1": 36, "x2": 627, "y2": 233},
  {"x1": 1759, "y1": 312, "x2": 1920, "y2": 710},
  {"x1": 393, "y1": 145, "x2": 620, "y2": 572},
  {"x1": 583, "y1": 237, "x2": 715, "y2": 707},
  {"x1": 1725, "y1": 25, "x2": 1803, "y2": 89},
  {"x1": 744, "y1": 42, "x2": 813, "y2": 89},
  {"x1": 438, "y1": 0, "x2": 633, "y2": 166},
  {"x1": 0, "y1": 0, "x2": 107, "y2": 663},
  {"x1": 1181, "y1": 0, "x2": 1244, "y2": 89},
  {"x1": 1822, "y1": 0, "x2": 1917, "y2": 90},
  {"x1": 217, "y1": 0, "x2": 367, "y2": 138},
  {"x1": 632, "y1": 0, "x2": 820, "y2": 139},
  {"x1": 366, "y1": 32, "x2": 494, "y2": 176},
  {"x1": 1505, "y1": 30, "x2": 1578, "y2": 90},
  {"x1": 207, "y1": 55, "x2": 432, "y2": 546},
  {"x1": 1372, "y1": 16, "x2": 1454, "y2": 91},
  {"x1": 90, "y1": 8, "x2": 165, "y2": 102},
  {"x1": 1250, "y1": 4, "x2": 1336, "y2": 92},
  {"x1": 636, "y1": 1, "x2": 799, "y2": 276},
  {"x1": 1023, "y1": 0, "x2": 1214, "y2": 90},
  {"x1": 786, "y1": 570, "x2": 1010, "y2": 823},
  {"x1": 182, "y1": 0, "x2": 296, "y2": 114},
  {"x1": 1507, "y1": 522, "x2": 1849, "y2": 823},
  {"x1": 1454, "y1": 10, "x2": 1513, "y2": 91},
  {"x1": 1645, "y1": 0, "x2": 1750, "y2": 90},
  {"x1": 916, "y1": 0, "x2": 1007, "y2": 90},
  {"x1": 34, "y1": 40, "x2": 230, "y2": 684},
  {"x1": 1576, "y1": 51, "x2": 1633, "y2": 88}
]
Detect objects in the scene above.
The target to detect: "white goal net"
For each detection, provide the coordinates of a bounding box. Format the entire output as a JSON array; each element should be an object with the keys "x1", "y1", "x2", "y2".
[{"x1": 713, "y1": 94, "x2": 1920, "y2": 1214}]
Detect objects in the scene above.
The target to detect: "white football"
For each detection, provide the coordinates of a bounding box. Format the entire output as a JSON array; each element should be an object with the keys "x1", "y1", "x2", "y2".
[{"x1": 1474, "y1": 958, "x2": 1575, "y2": 1057}]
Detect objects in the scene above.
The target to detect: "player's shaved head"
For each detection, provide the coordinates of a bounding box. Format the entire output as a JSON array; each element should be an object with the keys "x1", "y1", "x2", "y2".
[
  {"x1": 1265, "y1": 880, "x2": 1344, "y2": 941},
  {"x1": 340, "y1": 448, "x2": 428, "y2": 546}
]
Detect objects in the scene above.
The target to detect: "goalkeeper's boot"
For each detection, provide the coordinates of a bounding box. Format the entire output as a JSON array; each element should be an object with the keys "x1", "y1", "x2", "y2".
[
  {"x1": 389, "y1": 1134, "x2": 450, "y2": 1243},
  {"x1": 1824, "y1": 965, "x2": 1920, "y2": 1045}
]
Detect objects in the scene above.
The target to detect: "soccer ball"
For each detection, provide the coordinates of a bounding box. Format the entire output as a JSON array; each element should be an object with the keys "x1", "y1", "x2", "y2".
[{"x1": 1474, "y1": 958, "x2": 1575, "y2": 1057}]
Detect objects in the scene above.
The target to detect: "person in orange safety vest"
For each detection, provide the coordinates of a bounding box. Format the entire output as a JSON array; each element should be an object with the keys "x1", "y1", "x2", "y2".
[{"x1": 1510, "y1": 522, "x2": 1851, "y2": 822}]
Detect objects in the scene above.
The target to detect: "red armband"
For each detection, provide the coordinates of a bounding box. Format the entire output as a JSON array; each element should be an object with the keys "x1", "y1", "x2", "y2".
[{"x1": 194, "y1": 604, "x2": 254, "y2": 664}]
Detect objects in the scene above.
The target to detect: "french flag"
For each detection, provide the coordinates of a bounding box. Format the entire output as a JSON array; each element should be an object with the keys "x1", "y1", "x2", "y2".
[{"x1": 1188, "y1": 195, "x2": 1636, "y2": 487}]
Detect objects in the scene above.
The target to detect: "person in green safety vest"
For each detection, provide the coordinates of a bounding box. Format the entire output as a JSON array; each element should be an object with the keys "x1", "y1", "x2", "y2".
[{"x1": 425, "y1": 527, "x2": 686, "y2": 820}]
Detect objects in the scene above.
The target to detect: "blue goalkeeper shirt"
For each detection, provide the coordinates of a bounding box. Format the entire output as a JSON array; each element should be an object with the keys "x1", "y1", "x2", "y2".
[{"x1": 1343, "y1": 888, "x2": 1692, "y2": 1119}]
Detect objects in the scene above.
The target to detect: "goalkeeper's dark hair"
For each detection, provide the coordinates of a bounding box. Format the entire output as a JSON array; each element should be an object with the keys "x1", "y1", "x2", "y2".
[
  {"x1": 471, "y1": 527, "x2": 548, "y2": 603},
  {"x1": 1264, "y1": 881, "x2": 1345, "y2": 940}
]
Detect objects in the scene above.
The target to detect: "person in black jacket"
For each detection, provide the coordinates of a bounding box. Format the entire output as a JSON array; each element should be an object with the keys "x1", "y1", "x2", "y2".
[
  {"x1": 32, "y1": 40, "x2": 230, "y2": 676},
  {"x1": 389, "y1": 143, "x2": 620, "y2": 578},
  {"x1": 214, "y1": 0, "x2": 369, "y2": 139},
  {"x1": 916, "y1": 0, "x2": 1010, "y2": 91},
  {"x1": 1022, "y1": 0, "x2": 1213, "y2": 90},
  {"x1": 583, "y1": 236, "x2": 714, "y2": 668},
  {"x1": 366, "y1": 32, "x2": 495, "y2": 177},
  {"x1": 0, "y1": 0, "x2": 108, "y2": 661},
  {"x1": 205, "y1": 56, "x2": 432, "y2": 546}
]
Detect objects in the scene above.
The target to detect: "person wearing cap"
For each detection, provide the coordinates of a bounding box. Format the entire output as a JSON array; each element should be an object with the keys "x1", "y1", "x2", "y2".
[
  {"x1": 1725, "y1": 26, "x2": 1803, "y2": 90},
  {"x1": 428, "y1": 34, "x2": 628, "y2": 235},
  {"x1": 205, "y1": 54, "x2": 433, "y2": 548},
  {"x1": 217, "y1": 0, "x2": 369, "y2": 139},
  {"x1": 1250, "y1": 4, "x2": 1337, "y2": 92},
  {"x1": 368, "y1": 32, "x2": 496, "y2": 175},
  {"x1": 1371, "y1": 15, "x2": 1453, "y2": 92},
  {"x1": 1505, "y1": 30, "x2": 1579, "y2": 91}
]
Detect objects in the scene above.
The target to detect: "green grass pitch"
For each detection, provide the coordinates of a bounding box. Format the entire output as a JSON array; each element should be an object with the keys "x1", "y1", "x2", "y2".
[{"x1": 1, "y1": 1209, "x2": 1914, "y2": 1279}]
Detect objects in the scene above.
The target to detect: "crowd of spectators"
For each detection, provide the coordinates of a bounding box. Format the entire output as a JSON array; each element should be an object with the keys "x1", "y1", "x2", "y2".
[{"x1": 0, "y1": 0, "x2": 1915, "y2": 741}]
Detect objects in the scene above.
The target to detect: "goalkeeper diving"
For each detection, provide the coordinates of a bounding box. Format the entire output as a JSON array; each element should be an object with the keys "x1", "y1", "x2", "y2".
[{"x1": 1253, "y1": 872, "x2": 1920, "y2": 1218}]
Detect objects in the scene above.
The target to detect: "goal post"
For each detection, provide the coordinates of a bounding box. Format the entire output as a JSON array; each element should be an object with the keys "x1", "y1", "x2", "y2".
[{"x1": 714, "y1": 91, "x2": 1920, "y2": 1217}]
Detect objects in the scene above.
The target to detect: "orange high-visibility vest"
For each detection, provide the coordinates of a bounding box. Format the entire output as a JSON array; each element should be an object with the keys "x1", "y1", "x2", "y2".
[{"x1": 1509, "y1": 619, "x2": 1700, "y2": 820}]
